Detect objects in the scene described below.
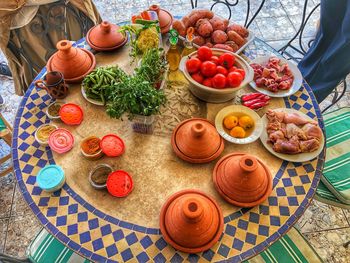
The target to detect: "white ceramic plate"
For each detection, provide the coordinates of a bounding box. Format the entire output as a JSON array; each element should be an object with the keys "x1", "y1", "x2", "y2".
[
  {"x1": 81, "y1": 85, "x2": 104, "y2": 106},
  {"x1": 260, "y1": 108, "x2": 325, "y2": 162},
  {"x1": 249, "y1": 56, "x2": 303, "y2": 98},
  {"x1": 215, "y1": 105, "x2": 263, "y2": 144}
]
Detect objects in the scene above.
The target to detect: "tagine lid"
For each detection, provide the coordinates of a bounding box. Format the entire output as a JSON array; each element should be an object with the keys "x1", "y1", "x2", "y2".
[
  {"x1": 160, "y1": 189, "x2": 224, "y2": 253},
  {"x1": 171, "y1": 118, "x2": 224, "y2": 163},
  {"x1": 46, "y1": 40, "x2": 96, "y2": 83},
  {"x1": 213, "y1": 153, "x2": 272, "y2": 207},
  {"x1": 148, "y1": 4, "x2": 173, "y2": 33},
  {"x1": 87, "y1": 21, "x2": 127, "y2": 51},
  {"x1": 48, "y1": 128, "x2": 74, "y2": 154}
]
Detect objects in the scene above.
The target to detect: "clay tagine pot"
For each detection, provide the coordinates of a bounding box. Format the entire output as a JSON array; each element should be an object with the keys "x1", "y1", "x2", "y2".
[
  {"x1": 213, "y1": 153, "x2": 272, "y2": 207},
  {"x1": 86, "y1": 21, "x2": 127, "y2": 51},
  {"x1": 148, "y1": 4, "x2": 173, "y2": 34},
  {"x1": 46, "y1": 40, "x2": 96, "y2": 83},
  {"x1": 160, "y1": 189, "x2": 224, "y2": 253},
  {"x1": 171, "y1": 118, "x2": 224, "y2": 163}
]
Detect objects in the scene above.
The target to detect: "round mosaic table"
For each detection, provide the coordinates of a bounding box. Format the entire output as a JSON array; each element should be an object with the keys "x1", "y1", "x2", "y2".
[{"x1": 12, "y1": 31, "x2": 325, "y2": 262}]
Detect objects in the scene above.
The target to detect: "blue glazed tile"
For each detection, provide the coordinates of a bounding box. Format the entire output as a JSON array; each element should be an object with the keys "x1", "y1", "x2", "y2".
[
  {"x1": 79, "y1": 231, "x2": 91, "y2": 244},
  {"x1": 292, "y1": 104, "x2": 301, "y2": 110},
  {"x1": 18, "y1": 142, "x2": 29, "y2": 151},
  {"x1": 300, "y1": 175, "x2": 311, "y2": 184},
  {"x1": 67, "y1": 239, "x2": 80, "y2": 251},
  {"x1": 67, "y1": 224, "x2": 78, "y2": 235},
  {"x1": 59, "y1": 196, "x2": 69, "y2": 206},
  {"x1": 225, "y1": 224, "x2": 236, "y2": 236},
  {"x1": 78, "y1": 212, "x2": 88, "y2": 222},
  {"x1": 202, "y1": 249, "x2": 214, "y2": 262},
  {"x1": 154, "y1": 253, "x2": 167, "y2": 263},
  {"x1": 91, "y1": 253, "x2": 107, "y2": 262},
  {"x1": 113, "y1": 229, "x2": 125, "y2": 242},
  {"x1": 126, "y1": 232, "x2": 138, "y2": 246},
  {"x1": 241, "y1": 248, "x2": 255, "y2": 260},
  {"x1": 240, "y1": 207, "x2": 252, "y2": 214},
  {"x1": 303, "y1": 102, "x2": 312, "y2": 110},
  {"x1": 276, "y1": 187, "x2": 287, "y2": 196},
  {"x1": 218, "y1": 243, "x2": 230, "y2": 258},
  {"x1": 259, "y1": 205, "x2": 269, "y2": 215},
  {"x1": 119, "y1": 221, "x2": 133, "y2": 230},
  {"x1": 303, "y1": 163, "x2": 315, "y2": 173},
  {"x1": 46, "y1": 223, "x2": 59, "y2": 235},
  {"x1": 237, "y1": 219, "x2": 248, "y2": 230},
  {"x1": 23, "y1": 163, "x2": 34, "y2": 173},
  {"x1": 155, "y1": 237, "x2": 167, "y2": 251},
  {"x1": 287, "y1": 196, "x2": 299, "y2": 206},
  {"x1": 249, "y1": 212, "x2": 260, "y2": 224},
  {"x1": 94, "y1": 209, "x2": 105, "y2": 218},
  {"x1": 46, "y1": 207, "x2": 57, "y2": 217},
  {"x1": 140, "y1": 236, "x2": 153, "y2": 249},
  {"x1": 56, "y1": 232, "x2": 69, "y2": 244},
  {"x1": 278, "y1": 224, "x2": 289, "y2": 234},
  {"x1": 136, "y1": 252, "x2": 150, "y2": 262},
  {"x1": 279, "y1": 206, "x2": 290, "y2": 216},
  {"x1": 88, "y1": 218, "x2": 99, "y2": 230},
  {"x1": 282, "y1": 178, "x2": 292, "y2": 187},
  {"x1": 79, "y1": 247, "x2": 93, "y2": 258},
  {"x1": 20, "y1": 153, "x2": 31, "y2": 162},
  {"x1": 100, "y1": 224, "x2": 112, "y2": 236},
  {"x1": 84, "y1": 202, "x2": 95, "y2": 212},
  {"x1": 133, "y1": 224, "x2": 146, "y2": 233},
  {"x1": 105, "y1": 215, "x2": 120, "y2": 226},
  {"x1": 230, "y1": 211, "x2": 243, "y2": 220},
  {"x1": 29, "y1": 203, "x2": 40, "y2": 215},
  {"x1": 106, "y1": 244, "x2": 118, "y2": 257},
  {"x1": 306, "y1": 190, "x2": 314, "y2": 198},
  {"x1": 287, "y1": 169, "x2": 297, "y2": 177},
  {"x1": 37, "y1": 159, "x2": 48, "y2": 168},
  {"x1": 68, "y1": 204, "x2": 78, "y2": 214},
  {"x1": 245, "y1": 233, "x2": 257, "y2": 245},
  {"x1": 294, "y1": 186, "x2": 306, "y2": 195},
  {"x1": 56, "y1": 215, "x2": 67, "y2": 226},
  {"x1": 224, "y1": 216, "x2": 231, "y2": 223},
  {"x1": 121, "y1": 248, "x2": 134, "y2": 262},
  {"x1": 300, "y1": 93, "x2": 309, "y2": 101},
  {"x1": 146, "y1": 228, "x2": 160, "y2": 235},
  {"x1": 37, "y1": 213, "x2": 48, "y2": 225},
  {"x1": 268, "y1": 196, "x2": 278, "y2": 206},
  {"x1": 38, "y1": 197, "x2": 50, "y2": 206},
  {"x1": 253, "y1": 242, "x2": 267, "y2": 255},
  {"x1": 258, "y1": 225, "x2": 269, "y2": 236},
  {"x1": 289, "y1": 95, "x2": 298, "y2": 101},
  {"x1": 270, "y1": 216, "x2": 281, "y2": 226},
  {"x1": 232, "y1": 238, "x2": 244, "y2": 251},
  {"x1": 92, "y1": 238, "x2": 104, "y2": 252}
]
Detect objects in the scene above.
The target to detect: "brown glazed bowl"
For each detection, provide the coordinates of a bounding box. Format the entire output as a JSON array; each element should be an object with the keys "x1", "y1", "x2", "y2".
[
  {"x1": 47, "y1": 40, "x2": 96, "y2": 83},
  {"x1": 159, "y1": 189, "x2": 224, "y2": 253},
  {"x1": 148, "y1": 4, "x2": 173, "y2": 34},
  {"x1": 86, "y1": 21, "x2": 127, "y2": 51},
  {"x1": 213, "y1": 153, "x2": 272, "y2": 207},
  {"x1": 171, "y1": 118, "x2": 224, "y2": 163}
]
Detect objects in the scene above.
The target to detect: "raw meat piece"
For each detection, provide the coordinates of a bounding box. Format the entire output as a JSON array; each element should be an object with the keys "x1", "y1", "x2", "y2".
[
  {"x1": 286, "y1": 123, "x2": 307, "y2": 140},
  {"x1": 283, "y1": 113, "x2": 315, "y2": 126},
  {"x1": 302, "y1": 123, "x2": 323, "y2": 140},
  {"x1": 273, "y1": 137, "x2": 301, "y2": 154},
  {"x1": 300, "y1": 138, "x2": 320, "y2": 153}
]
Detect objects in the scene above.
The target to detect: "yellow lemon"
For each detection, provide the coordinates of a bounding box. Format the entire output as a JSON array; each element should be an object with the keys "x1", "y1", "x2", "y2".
[
  {"x1": 239, "y1": 115, "x2": 254, "y2": 130},
  {"x1": 223, "y1": 115, "x2": 238, "y2": 129},
  {"x1": 230, "y1": 126, "x2": 246, "y2": 138}
]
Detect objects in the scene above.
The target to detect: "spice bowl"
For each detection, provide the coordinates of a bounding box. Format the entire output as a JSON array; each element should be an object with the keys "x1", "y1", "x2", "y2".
[
  {"x1": 35, "y1": 123, "x2": 58, "y2": 146},
  {"x1": 46, "y1": 100, "x2": 65, "y2": 121},
  {"x1": 80, "y1": 136, "x2": 104, "y2": 160},
  {"x1": 89, "y1": 164, "x2": 113, "y2": 189}
]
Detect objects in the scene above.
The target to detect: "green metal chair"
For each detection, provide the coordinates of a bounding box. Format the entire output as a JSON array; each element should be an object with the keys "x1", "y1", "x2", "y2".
[{"x1": 0, "y1": 112, "x2": 13, "y2": 177}]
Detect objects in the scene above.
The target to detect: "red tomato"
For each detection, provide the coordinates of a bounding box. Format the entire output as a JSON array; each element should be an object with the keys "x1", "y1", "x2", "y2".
[
  {"x1": 186, "y1": 58, "x2": 202, "y2": 73},
  {"x1": 235, "y1": 68, "x2": 246, "y2": 78},
  {"x1": 216, "y1": 66, "x2": 228, "y2": 76},
  {"x1": 212, "y1": 74, "x2": 227, "y2": 89},
  {"x1": 202, "y1": 78, "x2": 213, "y2": 87},
  {"x1": 219, "y1": 53, "x2": 236, "y2": 69},
  {"x1": 228, "y1": 66, "x2": 238, "y2": 73},
  {"x1": 197, "y1": 46, "x2": 213, "y2": 61},
  {"x1": 191, "y1": 72, "x2": 204, "y2": 84},
  {"x1": 227, "y1": 71, "x2": 243, "y2": 87},
  {"x1": 200, "y1": 61, "x2": 217, "y2": 77},
  {"x1": 210, "y1": 56, "x2": 219, "y2": 65}
]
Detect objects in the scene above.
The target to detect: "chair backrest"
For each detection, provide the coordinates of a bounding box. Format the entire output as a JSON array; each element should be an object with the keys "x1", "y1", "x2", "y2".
[
  {"x1": 0, "y1": 112, "x2": 12, "y2": 146},
  {"x1": 190, "y1": 0, "x2": 266, "y2": 28}
]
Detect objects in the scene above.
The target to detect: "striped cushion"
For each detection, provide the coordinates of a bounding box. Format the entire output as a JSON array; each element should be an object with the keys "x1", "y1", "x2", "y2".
[
  {"x1": 322, "y1": 107, "x2": 350, "y2": 204},
  {"x1": 246, "y1": 227, "x2": 322, "y2": 263},
  {"x1": 315, "y1": 181, "x2": 350, "y2": 209},
  {"x1": 27, "y1": 228, "x2": 90, "y2": 263},
  {"x1": 0, "y1": 118, "x2": 6, "y2": 132}
]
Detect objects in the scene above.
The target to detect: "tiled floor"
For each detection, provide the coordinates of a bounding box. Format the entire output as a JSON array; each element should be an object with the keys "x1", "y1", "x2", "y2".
[{"x1": 0, "y1": 0, "x2": 349, "y2": 262}]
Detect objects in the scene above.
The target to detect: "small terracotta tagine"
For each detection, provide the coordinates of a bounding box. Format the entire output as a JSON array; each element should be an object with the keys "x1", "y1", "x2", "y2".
[
  {"x1": 213, "y1": 153, "x2": 272, "y2": 207},
  {"x1": 86, "y1": 21, "x2": 127, "y2": 51},
  {"x1": 46, "y1": 40, "x2": 96, "y2": 83},
  {"x1": 148, "y1": 4, "x2": 173, "y2": 34},
  {"x1": 171, "y1": 118, "x2": 224, "y2": 163},
  {"x1": 160, "y1": 189, "x2": 224, "y2": 253}
]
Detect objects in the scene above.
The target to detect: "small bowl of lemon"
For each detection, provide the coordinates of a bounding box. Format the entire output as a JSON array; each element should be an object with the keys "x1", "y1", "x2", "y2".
[{"x1": 215, "y1": 105, "x2": 263, "y2": 144}]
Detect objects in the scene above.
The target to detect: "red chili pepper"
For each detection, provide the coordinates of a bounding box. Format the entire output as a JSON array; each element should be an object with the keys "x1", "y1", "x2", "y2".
[
  {"x1": 249, "y1": 101, "x2": 269, "y2": 109},
  {"x1": 243, "y1": 98, "x2": 262, "y2": 107},
  {"x1": 258, "y1": 94, "x2": 271, "y2": 101},
  {"x1": 132, "y1": 15, "x2": 142, "y2": 23},
  {"x1": 141, "y1": 11, "x2": 151, "y2": 20},
  {"x1": 241, "y1": 93, "x2": 261, "y2": 102}
]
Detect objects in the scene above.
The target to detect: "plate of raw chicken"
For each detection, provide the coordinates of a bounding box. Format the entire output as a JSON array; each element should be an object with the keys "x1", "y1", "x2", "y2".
[
  {"x1": 250, "y1": 56, "x2": 303, "y2": 97},
  {"x1": 260, "y1": 108, "x2": 325, "y2": 162}
]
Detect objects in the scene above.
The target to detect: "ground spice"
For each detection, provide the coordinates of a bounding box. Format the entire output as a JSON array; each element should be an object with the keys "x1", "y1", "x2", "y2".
[
  {"x1": 37, "y1": 125, "x2": 56, "y2": 141},
  {"x1": 81, "y1": 137, "x2": 101, "y2": 155},
  {"x1": 48, "y1": 103, "x2": 61, "y2": 117},
  {"x1": 91, "y1": 166, "x2": 111, "y2": 185}
]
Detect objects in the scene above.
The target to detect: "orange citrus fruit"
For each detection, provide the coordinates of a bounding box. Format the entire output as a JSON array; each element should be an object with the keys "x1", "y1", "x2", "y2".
[
  {"x1": 239, "y1": 115, "x2": 254, "y2": 130},
  {"x1": 230, "y1": 126, "x2": 246, "y2": 138},
  {"x1": 223, "y1": 115, "x2": 238, "y2": 129}
]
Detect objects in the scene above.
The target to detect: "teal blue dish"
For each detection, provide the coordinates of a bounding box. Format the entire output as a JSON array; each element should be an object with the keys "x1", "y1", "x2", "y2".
[{"x1": 37, "y1": 165, "x2": 65, "y2": 192}]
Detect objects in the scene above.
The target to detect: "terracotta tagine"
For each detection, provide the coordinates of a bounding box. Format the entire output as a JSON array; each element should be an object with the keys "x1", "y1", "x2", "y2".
[
  {"x1": 160, "y1": 189, "x2": 224, "y2": 253},
  {"x1": 148, "y1": 4, "x2": 173, "y2": 34},
  {"x1": 171, "y1": 118, "x2": 224, "y2": 163},
  {"x1": 213, "y1": 153, "x2": 272, "y2": 207},
  {"x1": 46, "y1": 40, "x2": 96, "y2": 83},
  {"x1": 86, "y1": 21, "x2": 127, "y2": 51}
]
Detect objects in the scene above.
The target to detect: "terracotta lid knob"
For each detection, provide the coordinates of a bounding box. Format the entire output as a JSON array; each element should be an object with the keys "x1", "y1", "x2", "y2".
[
  {"x1": 100, "y1": 21, "x2": 111, "y2": 33},
  {"x1": 239, "y1": 155, "x2": 258, "y2": 173},
  {"x1": 149, "y1": 4, "x2": 160, "y2": 13},
  {"x1": 191, "y1": 122, "x2": 206, "y2": 138},
  {"x1": 182, "y1": 198, "x2": 203, "y2": 222},
  {"x1": 56, "y1": 40, "x2": 72, "y2": 53}
]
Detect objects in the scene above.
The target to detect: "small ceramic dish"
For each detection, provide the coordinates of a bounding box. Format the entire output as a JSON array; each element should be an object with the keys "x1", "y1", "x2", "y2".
[
  {"x1": 80, "y1": 136, "x2": 104, "y2": 160},
  {"x1": 249, "y1": 56, "x2": 303, "y2": 98},
  {"x1": 46, "y1": 100, "x2": 65, "y2": 121},
  {"x1": 89, "y1": 164, "x2": 113, "y2": 190},
  {"x1": 35, "y1": 123, "x2": 58, "y2": 146},
  {"x1": 215, "y1": 105, "x2": 263, "y2": 144},
  {"x1": 81, "y1": 86, "x2": 104, "y2": 106},
  {"x1": 37, "y1": 165, "x2": 65, "y2": 192}
]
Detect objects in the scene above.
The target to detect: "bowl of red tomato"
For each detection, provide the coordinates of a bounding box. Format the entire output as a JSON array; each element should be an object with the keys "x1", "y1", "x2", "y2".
[{"x1": 180, "y1": 46, "x2": 254, "y2": 103}]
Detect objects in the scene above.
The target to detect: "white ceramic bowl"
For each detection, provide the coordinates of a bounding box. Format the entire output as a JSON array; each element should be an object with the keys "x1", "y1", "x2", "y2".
[
  {"x1": 35, "y1": 124, "x2": 58, "y2": 146},
  {"x1": 215, "y1": 105, "x2": 263, "y2": 144},
  {"x1": 179, "y1": 49, "x2": 254, "y2": 103},
  {"x1": 80, "y1": 136, "x2": 104, "y2": 160},
  {"x1": 46, "y1": 100, "x2": 65, "y2": 121},
  {"x1": 89, "y1": 164, "x2": 113, "y2": 190}
]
